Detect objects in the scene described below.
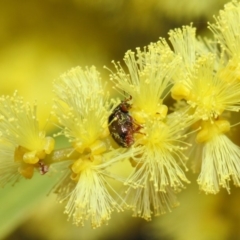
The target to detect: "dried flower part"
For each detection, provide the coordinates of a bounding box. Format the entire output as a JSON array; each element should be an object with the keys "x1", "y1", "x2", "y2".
[{"x1": 0, "y1": 92, "x2": 54, "y2": 184}]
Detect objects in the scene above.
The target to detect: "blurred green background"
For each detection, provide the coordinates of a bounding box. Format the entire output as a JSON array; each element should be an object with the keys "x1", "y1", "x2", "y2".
[{"x1": 2, "y1": 0, "x2": 239, "y2": 240}]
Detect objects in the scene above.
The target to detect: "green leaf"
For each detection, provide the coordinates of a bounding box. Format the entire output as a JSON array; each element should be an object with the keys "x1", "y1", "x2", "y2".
[{"x1": 0, "y1": 173, "x2": 59, "y2": 239}]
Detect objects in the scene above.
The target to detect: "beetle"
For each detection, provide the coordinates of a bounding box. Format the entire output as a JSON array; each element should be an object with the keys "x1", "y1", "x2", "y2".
[{"x1": 108, "y1": 97, "x2": 141, "y2": 148}]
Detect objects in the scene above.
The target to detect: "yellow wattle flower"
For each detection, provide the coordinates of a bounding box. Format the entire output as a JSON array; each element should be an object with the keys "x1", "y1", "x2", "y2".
[
  {"x1": 53, "y1": 66, "x2": 111, "y2": 153},
  {"x1": 0, "y1": 92, "x2": 54, "y2": 183},
  {"x1": 109, "y1": 42, "x2": 178, "y2": 121}
]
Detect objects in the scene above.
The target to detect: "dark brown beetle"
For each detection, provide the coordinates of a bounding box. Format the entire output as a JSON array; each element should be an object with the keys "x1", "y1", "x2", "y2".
[{"x1": 108, "y1": 97, "x2": 141, "y2": 148}]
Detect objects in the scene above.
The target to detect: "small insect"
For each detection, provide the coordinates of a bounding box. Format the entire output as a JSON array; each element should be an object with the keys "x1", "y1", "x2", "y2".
[
  {"x1": 38, "y1": 160, "x2": 49, "y2": 175},
  {"x1": 108, "y1": 97, "x2": 142, "y2": 148}
]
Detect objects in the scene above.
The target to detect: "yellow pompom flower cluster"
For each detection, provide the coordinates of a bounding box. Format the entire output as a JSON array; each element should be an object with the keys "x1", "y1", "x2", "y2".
[
  {"x1": 109, "y1": 46, "x2": 194, "y2": 220},
  {"x1": 53, "y1": 66, "x2": 138, "y2": 227},
  {"x1": 0, "y1": 92, "x2": 55, "y2": 185},
  {"x1": 168, "y1": 2, "x2": 240, "y2": 194},
  {"x1": 1, "y1": 0, "x2": 240, "y2": 228}
]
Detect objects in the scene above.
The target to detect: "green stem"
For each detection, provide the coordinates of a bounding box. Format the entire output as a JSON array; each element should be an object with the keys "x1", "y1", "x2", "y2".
[{"x1": 44, "y1": 147, "x2": 81, "y2": 165}]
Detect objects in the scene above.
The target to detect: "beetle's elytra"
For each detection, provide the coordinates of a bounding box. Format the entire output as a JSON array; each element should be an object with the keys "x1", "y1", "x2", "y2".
[{"x1": 108, "y1": 97, "x2": 141, "y2": 148}]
